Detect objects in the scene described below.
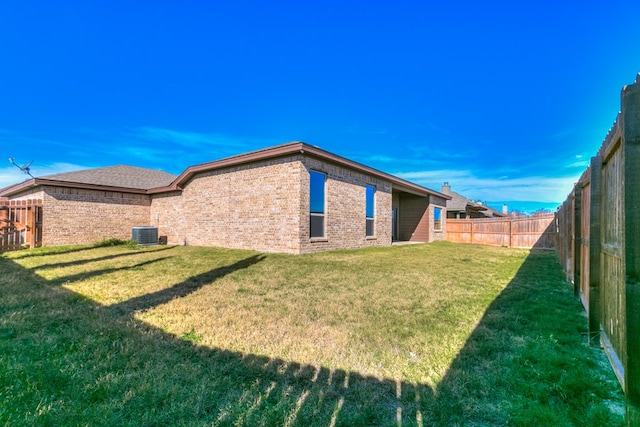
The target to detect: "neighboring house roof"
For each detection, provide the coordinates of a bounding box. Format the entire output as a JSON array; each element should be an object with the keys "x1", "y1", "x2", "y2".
[
  {"x1": 441, "y1": 182, "x2": 506, "y2": 218},
  {"x1": 42, "y1": 165, "x2": 177, "y2": 190},
  {"x1": 0, "y1": 165, "x2": 177, "y2": 196},
  {"x1": 446, "y1": 191, "x2": 486, "y2": 213},
  {"x1": 0, "y1": 142, "x2": 451, "y2": 201}
]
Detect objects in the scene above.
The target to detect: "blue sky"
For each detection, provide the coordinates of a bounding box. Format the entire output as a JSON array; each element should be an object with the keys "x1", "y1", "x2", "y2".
[{"x1": 1, "y1": 1, "x2": 639, "y2": 213}]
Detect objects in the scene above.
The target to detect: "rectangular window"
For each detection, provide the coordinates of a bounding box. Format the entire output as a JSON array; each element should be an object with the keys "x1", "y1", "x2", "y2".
[
  {"x1": 310, "y1": 171, "x2": 326, "y2": 238},
  {"x1": 366, "y1": 185, "x2": 375, "y2": 237},
  {"x1": 434, "y1": 207, "x2": 442, "y2": 231}
]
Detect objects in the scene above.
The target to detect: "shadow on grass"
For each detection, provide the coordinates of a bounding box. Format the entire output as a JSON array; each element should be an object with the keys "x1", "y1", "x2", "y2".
[
  {"x1": 47, "y1": 257, "x2": 175, "y2": 287},
  {"x1": 432, "y1": 250, "x2": 624, "y2": 426},
  {"x1": 0, "y1": 248, "x2": 624, "y2": 426},
  {"x1": 5, "y1": 242, "x2": 177, "y2": 260},
  {"x1": 109, "y1": 255, "x2": 265, "y2": 316},
  {"x1": 4, "y1": 243, "x2": 129, "y2": 259},
  {"x1": 32, "y1": 245, "x2": 177, "y2": 271}
]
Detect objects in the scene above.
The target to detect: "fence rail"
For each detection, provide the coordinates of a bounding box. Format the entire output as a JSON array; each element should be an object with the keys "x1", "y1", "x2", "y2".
[
  {"x1": 0, "y1": 199, "x2": 42, "y2": 251},
  {"x1": 557, "y1": 73, "x2": 640, "y2": 424},
  {"x1": 446, "y1": 213, "x2": 557, "y2": 249}
]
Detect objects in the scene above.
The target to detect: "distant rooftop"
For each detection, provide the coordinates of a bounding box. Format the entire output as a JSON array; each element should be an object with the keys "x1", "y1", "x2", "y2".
[
  {"x1": 41, "y1": 165, "x2": 177, "y2": 190},
  {"x1": 441, "y1": 182, "x2": 506, "y2": 218}
]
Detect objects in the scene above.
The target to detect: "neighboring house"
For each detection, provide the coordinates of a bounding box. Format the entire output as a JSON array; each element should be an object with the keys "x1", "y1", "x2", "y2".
[
  {"x1": 440, "y1": 182, "x2": 506, "y2": 219},
  {"x1": 0, "y1": 142, "x2": 450, "y2": 254}
]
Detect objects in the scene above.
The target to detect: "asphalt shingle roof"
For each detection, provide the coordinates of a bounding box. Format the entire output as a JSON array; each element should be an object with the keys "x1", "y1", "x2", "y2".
[
  {"x1": 41, "y1": 165, "x2": 177, "y2": 190},
  {"x1": 441, "y1": 185, "x2": 506, "y2": 217},
  {"x1": 446, "y1": 191, "x2": 474, "y2": 212}
]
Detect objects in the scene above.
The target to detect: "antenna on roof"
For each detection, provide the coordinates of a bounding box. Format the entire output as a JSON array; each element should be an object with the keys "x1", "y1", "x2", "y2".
[{"x1": 8, "y1": 157, "x2": 35, "y2": 178}]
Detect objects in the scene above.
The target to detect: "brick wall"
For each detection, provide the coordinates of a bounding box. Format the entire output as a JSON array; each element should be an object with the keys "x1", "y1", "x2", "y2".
[
  {"x1": 299, "y1": 157, "x2": 393, "y2": 253},
  {"x1": 41, "y1": 186, "x2": 151, "y2": 245},
  {"x1": 154, "y1": 156, "x2": 304, "y2": 253},
  {"x1": 6, "y1": 188, "x2": 45, "y2": 201},
  {"x1": 150, "y1": 154, "x2": 395, "y2": 254},
  {"x1": 429, "y1": 195, "x2": 448, "y2": 241},
  {"x1": 148, "y1": 191, "x2": 184, "y2": 245}
]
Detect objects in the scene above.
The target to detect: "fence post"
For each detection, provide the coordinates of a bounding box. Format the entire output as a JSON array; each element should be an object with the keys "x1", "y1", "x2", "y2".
[
  {"x1": 588, "y1": 156, "x2": 602, "y2": 346},
  {"x1": 573, "y1": 182, "x2": 582, "y2": 298},
  {"x1": 623, "y1": 74, "x2": 640, "y2": 425}
]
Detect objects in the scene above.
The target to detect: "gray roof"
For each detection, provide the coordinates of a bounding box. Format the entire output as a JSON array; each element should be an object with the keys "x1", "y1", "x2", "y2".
[
  {"x1": 441, "y1": 184, "x2": 506, "y2": 217},
  {"x1": 446, "y1": 191, "x2": 476, "y2": 212},
  {"x1": 41, "y1": 165, "x2": 177, "y2": 190}
]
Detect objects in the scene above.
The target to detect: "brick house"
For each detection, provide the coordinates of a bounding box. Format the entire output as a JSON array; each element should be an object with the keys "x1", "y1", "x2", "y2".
[{"x1": 0, "y1": 142, "x2": 450, "y2": 254}]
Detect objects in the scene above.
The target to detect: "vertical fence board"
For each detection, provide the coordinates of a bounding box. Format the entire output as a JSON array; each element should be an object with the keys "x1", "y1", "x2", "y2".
[
  {"x1": 574, "y1": 183, "x2": 582, "y2": 298},
  {"x1": 557, "y1": 192, "x2": 574, "y2": 283},
  {"x1": 580, "y1": 177, "x2": 591, "y2": 311},
  {"x1": 588, "y1": 156, "x2": 602, "y2": 346},
  {"x1": 601, "y1": 139, "x2": 625, "y2": 387},
  {"x1": 622, "y1": 77, "x2": 640, "y2": 423}
]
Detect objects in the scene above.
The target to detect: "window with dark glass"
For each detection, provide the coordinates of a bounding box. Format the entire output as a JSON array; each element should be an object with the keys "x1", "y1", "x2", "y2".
[
  {"x1": 310, "y1": 171, "x2": 326, "y2": 238},
  {"x1": 366, "y1": 185, "x2": 375, "y2": 237},
  {"x1": 434, "y1": 207, "x2": 442, "y2": 231}
]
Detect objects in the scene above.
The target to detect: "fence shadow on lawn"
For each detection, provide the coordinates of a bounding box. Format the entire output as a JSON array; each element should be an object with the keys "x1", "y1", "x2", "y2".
[
  {"x1": 0, "y1": 247, "x2": 624, "y2": 426},
  {"x1": 33, "y1": 245, "x2": 178, "y2": 271}
]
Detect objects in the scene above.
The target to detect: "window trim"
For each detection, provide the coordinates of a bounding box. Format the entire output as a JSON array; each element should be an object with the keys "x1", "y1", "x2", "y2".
[
  {"x1": 366, "y1": 184, "x2": 375, "y2": 237},
  {"x1": 309, "y1": 170, "x2": 326, "y2": 239},
  {"x1": 434, "y1": 206, "x2": 442, "y2": 231}
]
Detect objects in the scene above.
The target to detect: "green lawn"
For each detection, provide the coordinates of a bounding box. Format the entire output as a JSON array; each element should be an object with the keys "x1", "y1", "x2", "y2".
[{"x1": 0, "y1": 241, "x2": 624, "y2": 426}]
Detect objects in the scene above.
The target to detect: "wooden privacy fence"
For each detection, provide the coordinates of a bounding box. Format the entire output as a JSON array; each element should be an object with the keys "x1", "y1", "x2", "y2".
[
  {"x1": 557, "y1": 73, "x2": 640, "y2": 424},
  {"x1": 446, "y1": 213, "x2": 557, "y2": 249},
  {"x1": 0, "y1": 199, "x2": 43, "y2": 251}
]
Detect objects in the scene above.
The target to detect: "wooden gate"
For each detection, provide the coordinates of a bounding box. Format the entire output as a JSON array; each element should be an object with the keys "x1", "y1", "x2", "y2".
[{"x1": 0, "y1": 200, "x2": 43, "y2": 251}]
